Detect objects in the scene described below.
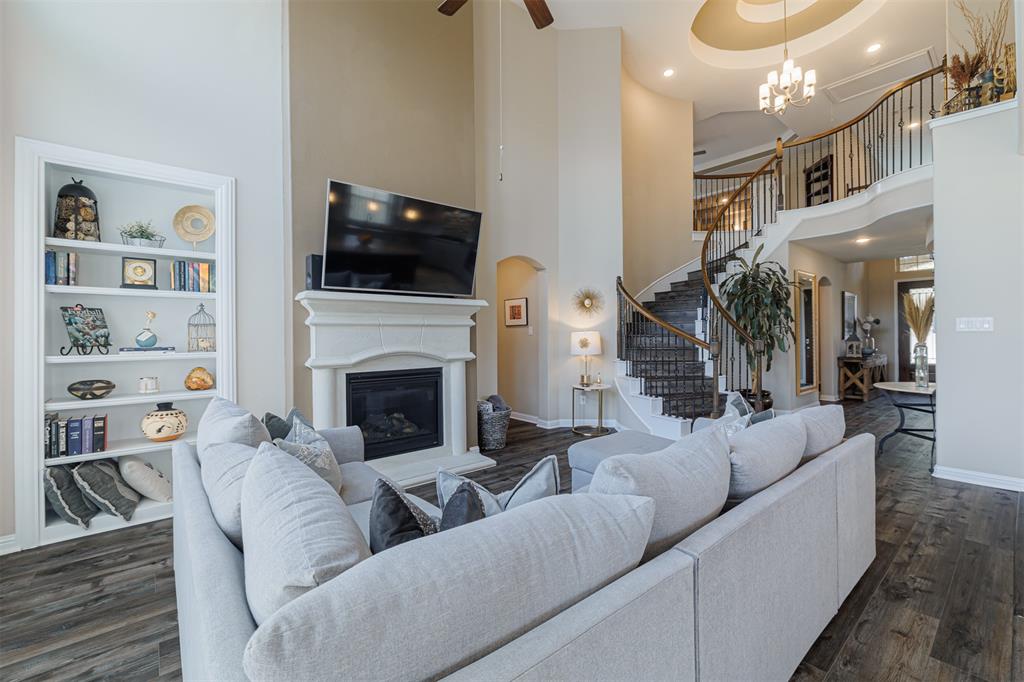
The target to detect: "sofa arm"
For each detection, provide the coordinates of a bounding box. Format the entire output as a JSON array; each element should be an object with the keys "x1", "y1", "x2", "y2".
[{"x1": 319, "y1": 426, "x2": 365, "y2": 464}]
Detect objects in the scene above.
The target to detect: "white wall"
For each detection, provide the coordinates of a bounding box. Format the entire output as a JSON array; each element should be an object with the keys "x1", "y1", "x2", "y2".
[
  {"x1": 931, "y1": 103, "x2": 1024, "y2": 485},
  {"x1": 863, "y1": 257, "x2": 934, "y2": 382},
  {"x1": 496, "y1": 258, "x2": 543, "y2": 417},
  {"x1": 0, "y1": 0, "x2": 288, "y2": 536}
]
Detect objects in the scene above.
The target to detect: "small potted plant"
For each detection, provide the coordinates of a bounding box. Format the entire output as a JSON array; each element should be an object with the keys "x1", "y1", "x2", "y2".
[
  {"x1": 719, "y1": 245, "x2": 796, "y2": 410},
  {"x1": 120, "y1": 220, "x2": 166, "y2": 248}
]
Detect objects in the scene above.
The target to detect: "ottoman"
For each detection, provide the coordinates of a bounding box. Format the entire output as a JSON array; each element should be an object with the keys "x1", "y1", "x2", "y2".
[{"x1": 568, "y1": 430, "x2": 674, "y2": 491}]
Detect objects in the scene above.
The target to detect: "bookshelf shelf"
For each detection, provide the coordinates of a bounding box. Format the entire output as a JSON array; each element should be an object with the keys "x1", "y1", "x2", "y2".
[
  {"x1": 44, "y1": 435, "x2": 197, "y2": 466},
  {"x1": 14, "y1": 138, "x2": 236, "y2": 549},
  {"x1": 45, "y1": 389, "x2": 217, "y2": 411},
  {"x1": 45, "y1": 284, "x2": 215, "y2": 300},
  {"x1": 45, "y1": 237, "x2": 216, "y2": 262},
  {"x1": 45, "y1": 351, "x2": 217, "y2": 365}
]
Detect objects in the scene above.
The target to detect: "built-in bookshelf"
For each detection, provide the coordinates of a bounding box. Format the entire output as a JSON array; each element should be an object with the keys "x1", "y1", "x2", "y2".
[{"x1": 13, "y1": 138, "x2": 236, "y2": 550}]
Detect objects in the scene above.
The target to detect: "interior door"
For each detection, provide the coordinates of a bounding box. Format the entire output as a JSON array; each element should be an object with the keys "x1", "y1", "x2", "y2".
[{"x1": 897, "y1": 279, "x2": 936, "y2": 382}]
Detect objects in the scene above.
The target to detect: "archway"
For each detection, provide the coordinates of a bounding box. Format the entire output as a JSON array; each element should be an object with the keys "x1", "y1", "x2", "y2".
[{"x1": 496, "y1": 256, "x2": 549, "y2": 424}]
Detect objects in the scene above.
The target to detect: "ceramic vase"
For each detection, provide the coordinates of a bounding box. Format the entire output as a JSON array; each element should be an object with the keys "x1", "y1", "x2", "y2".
[{"x1": 141, "y1": 402, "x2": 188, "y2": 442}]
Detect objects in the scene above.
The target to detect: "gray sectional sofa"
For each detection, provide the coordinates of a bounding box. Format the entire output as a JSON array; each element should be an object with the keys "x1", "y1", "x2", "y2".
[{"x1": 173, "y1": 411, "x2": 875, "y2": 681}]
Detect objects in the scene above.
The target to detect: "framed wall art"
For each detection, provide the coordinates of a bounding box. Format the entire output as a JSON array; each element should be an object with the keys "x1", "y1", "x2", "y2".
[{"x1": 504, "y1": 298, "x2": 528, "y2": 327}]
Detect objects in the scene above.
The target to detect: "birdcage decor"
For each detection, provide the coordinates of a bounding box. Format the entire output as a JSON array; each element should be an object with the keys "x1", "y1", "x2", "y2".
[{"x1": 187, "y1": 303, "x2": 216, "y2": 352}]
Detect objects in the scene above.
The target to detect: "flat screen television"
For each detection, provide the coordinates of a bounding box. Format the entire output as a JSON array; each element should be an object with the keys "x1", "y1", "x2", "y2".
[{"x1": 322, "y1": 180, "x2": 482, "y2": 297}]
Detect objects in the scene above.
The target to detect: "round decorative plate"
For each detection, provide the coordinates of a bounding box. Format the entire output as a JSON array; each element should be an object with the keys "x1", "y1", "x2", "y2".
[
  {"x1": 172, "y1": 205, "x2": 216, "y2": 244},
  {"x1": 67, "y1": 379, "x2": 116, "y2": 400}
]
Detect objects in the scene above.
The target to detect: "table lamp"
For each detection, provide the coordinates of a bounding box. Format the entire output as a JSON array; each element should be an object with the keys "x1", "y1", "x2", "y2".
[{"x1": 571, "y1": 331, "x2": 602, "y2": 386}]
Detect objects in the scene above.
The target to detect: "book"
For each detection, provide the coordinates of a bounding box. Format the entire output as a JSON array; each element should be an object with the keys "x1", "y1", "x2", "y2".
[
  {"x1": 92, "y1": 415, "x2": 107, "y2": 452},
  {"x1": 82, "y1": 416, "x2": 93, "y2": 454},
  {"x1": 56, "y1": 252, "x2": 68, "y2": 285},
  {"x1": 58, "y1": 419, "x2": 68, "y2": 457},
  {"x1": 43, "y1": 414, "x2": 52, "y2": 457},
  {"x1": 45, "y1": 251, "x2": 56, "y2": 285},
  {"x1": 210, "y1": 262, "x2": 216, "y2": 292},
  {"x1": 117, "y1": 346, "x2": 176, "y2": 353},
  {"x1": 67, "y1": 418, "x2": 82, "y2": 456},
  {"x1": 68, "y1": 252, "x2": 78, "y2": 286},
  {"x1": 199, "y1": 262, "x2": 210, "y2": 292},
  {"x1": 49, "y1": 416, "x2": 60, "y2": 458}
]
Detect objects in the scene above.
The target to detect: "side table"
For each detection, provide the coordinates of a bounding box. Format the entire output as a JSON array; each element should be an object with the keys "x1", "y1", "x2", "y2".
[
  {"x1": 875, "y1": 381, "x2": 937, "y2": 472},
  {"x1": 838, "y1": 353, "x2": 888, "y2": 401},
  {"x1": 571, "y1": 383, "x2": 612, "y2": 437}
]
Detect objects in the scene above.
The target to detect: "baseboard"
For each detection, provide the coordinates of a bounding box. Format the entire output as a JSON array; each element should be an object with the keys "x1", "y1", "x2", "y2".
[
  {"x1": 510, "y1": 412, "x2": 621, "y2": 431},
  {"x1": 0, "y1": 534, "x2": 20, "y2": 556},
  {"x1": 819, "y1": 394, "x2": 839, "y2": 403},
  {"x1": 932, "y1": 466, "x2": 1024, "y2": 492},
  {"x1": 510, "y1": 411, "x2": 540, "y2": 425}
]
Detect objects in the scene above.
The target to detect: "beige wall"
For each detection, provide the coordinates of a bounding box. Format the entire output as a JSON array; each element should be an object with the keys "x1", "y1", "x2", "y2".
[
  {"x1": 0, "y1": 0, "x2": 287, "y2": 538},
  {"x1": 496, "y1": 258, "x2": 543, "y2": 417},
  {"x1": 863, "y1": 257, "x2": 934, "y2": 382},
  {"x1": 288, "y1": 0, "x2": 476, "y2": 416},
  {"x1": 621, "y1": 70, "x2": 696, "y2": 292},
  {"x1": 932, "y1": 104, "x2": 1023, "y2": 482}
]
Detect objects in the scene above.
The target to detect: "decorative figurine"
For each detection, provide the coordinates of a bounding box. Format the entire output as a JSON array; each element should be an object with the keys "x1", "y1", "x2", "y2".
[
  {"x1": 135, "y1": 311, "x2": 158, "y2": 348},
  {"x1": 184, "y1": 367, "x2": 214, "y2": 391}
]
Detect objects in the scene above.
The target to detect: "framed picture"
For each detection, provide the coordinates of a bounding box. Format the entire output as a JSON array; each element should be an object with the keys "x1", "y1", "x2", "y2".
[
  {"x1": 60, "y1": 304, "x2": 112, "y2": 352},
  {"x1": 842, "y1": 291, "x2": 858, "y2": 339},
  {"x1": 504, "y1": 298, "x2": 528, "y2": 327},
  {"x1": 121, "y1": 257, "x2": 158, "y2": 289}
]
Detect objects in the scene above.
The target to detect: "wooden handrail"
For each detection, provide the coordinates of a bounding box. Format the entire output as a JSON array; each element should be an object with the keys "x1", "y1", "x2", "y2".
[
  {"x1": 694, "y1": 165, "x2": 774, "y2": 180},
  {"x1": 616, "y1": 276, "x2": 710, "y2": 350}
]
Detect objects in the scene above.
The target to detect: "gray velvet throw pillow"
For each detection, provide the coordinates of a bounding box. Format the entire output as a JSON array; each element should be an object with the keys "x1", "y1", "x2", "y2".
[
  {"x1": 44, "y1": 465, "x2": 99, "y2": 528},
  {"x1": 436, "y1": 454, "x2": 560, "y2": 516},
  {"x1": 368, "y1": 478, "x2": 438, "y2": 553},
  {"x1": 438, "y1": 482, "x2": 487, "y2": 531},
  {"x1": 73, "y1": 460, "x2": 141, "y2": 522}
]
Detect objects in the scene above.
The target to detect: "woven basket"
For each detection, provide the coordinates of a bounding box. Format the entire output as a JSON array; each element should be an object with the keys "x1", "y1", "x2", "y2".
[{"x1": 478, "y1": 403, "x2": 512, "y2": 451}]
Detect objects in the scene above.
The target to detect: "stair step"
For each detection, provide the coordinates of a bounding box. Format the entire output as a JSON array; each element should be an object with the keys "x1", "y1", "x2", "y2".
[
  {"x1": 670, "y1": 279, "x2": 706, "y2": 293},
  {"x1": 622, "y1": 336, "x2": 703, "y2": 351},
  {"x1": 651, "y1": 290, "x2": 704, "y2": 304},
  {"x1": 640, "y1": 306, "x2": 699, "y2": 321},
  {"x1": 623, "y1": 321, "x2": 697, "y2": 336}
]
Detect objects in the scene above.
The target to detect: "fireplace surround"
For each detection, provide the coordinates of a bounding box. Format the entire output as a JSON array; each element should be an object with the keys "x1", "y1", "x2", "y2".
[{"x1": 347, "y1": 368, "x2": 443, "y2": 460}]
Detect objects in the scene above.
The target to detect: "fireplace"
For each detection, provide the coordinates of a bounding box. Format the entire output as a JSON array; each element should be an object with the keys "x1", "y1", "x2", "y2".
[{"x1": 346, "y1": 368, "x2": 443, "y2": 460}]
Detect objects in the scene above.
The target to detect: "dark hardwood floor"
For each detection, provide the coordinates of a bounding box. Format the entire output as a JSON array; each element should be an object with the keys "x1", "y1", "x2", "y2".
[{"x1": 1, "y1": 397, "x2": 1020, "y2": 681}]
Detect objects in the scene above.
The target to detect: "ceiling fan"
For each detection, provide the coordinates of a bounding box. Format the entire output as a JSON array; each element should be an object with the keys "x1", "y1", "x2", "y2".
[{"x1": 437, "y1": 0, "x2": 554, "y2": 29}]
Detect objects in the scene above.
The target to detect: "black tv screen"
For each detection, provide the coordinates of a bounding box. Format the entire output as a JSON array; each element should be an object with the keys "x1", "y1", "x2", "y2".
[{"x1": 322, "y1": 180, "x2": 482, "y2": 297}]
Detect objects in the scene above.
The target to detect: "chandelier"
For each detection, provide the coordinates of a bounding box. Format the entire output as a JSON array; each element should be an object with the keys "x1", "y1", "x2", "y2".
[{"x1": 758, "y1": 0, "x2": 816, "y2": 114}]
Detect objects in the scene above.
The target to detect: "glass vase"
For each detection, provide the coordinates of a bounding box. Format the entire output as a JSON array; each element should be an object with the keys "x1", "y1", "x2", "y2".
[{"x1": 913, "y1": 343, "x2": 929, "y2": 388}]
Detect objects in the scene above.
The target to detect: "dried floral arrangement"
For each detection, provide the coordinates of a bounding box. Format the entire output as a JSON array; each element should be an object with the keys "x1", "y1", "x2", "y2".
[
  {"x1": 952, "y1": 0, "x2": 1012, "y2": 76},
  {"x1": 902, "y1": 293, "x2": 935, "y2": 345},
  {"x1": 949, "y1": 51, "x2": 986, "y2": 91}
]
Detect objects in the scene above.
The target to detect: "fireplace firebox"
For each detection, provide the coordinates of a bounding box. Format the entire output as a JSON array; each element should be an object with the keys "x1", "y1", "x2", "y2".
[{"x1": 346, "y1": 368, "x2": 443, "y2": 460}]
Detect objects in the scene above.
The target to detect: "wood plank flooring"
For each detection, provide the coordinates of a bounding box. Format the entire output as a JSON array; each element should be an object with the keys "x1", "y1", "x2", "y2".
[{"x1": 0, "y1": 397, "x2": 1020, "y2": 681}]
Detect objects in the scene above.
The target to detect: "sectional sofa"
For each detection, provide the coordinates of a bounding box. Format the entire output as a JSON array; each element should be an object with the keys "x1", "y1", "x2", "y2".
[{"x1": 173, "y1": 404, "x2": 875, "y2": 681}]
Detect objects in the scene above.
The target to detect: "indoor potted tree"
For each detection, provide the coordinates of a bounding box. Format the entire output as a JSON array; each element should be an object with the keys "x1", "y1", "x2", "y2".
[{"x1": 719, "y1": 245, "x2": 796, "y2": 410}]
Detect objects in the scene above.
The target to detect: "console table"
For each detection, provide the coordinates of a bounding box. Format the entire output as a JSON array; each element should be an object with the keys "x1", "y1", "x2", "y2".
[
  {"x1": 838, "y1": 353, "x2": 888, "y2": 401},
  {"x1": 876, "y1": 382, "x2": 937, "y2": 472}
]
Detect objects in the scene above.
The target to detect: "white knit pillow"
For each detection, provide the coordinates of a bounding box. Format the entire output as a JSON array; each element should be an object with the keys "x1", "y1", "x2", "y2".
[{"x1": 118, "y1": 455, "x2": 173, "y2": 503}]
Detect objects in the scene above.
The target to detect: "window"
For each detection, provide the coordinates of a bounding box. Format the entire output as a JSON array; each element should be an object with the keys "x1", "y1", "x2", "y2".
[{"x1": 896, "y1": 254, "x2": 934, "y2": 272}]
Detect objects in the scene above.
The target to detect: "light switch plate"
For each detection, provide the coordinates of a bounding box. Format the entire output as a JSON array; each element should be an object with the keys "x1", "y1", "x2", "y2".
[{"x1": 955, "y1": 317, "x2": 994, "y2": 332}]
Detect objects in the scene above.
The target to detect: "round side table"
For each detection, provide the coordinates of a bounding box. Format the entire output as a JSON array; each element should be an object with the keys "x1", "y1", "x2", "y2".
[{"x1": 571, "y1": 383, "x2": 612, "y2": 437}]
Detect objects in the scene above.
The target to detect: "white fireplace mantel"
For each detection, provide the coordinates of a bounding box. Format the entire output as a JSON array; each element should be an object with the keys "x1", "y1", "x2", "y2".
[{"x1": 295, "y1": 290, "x2": 494, "y2": 487}]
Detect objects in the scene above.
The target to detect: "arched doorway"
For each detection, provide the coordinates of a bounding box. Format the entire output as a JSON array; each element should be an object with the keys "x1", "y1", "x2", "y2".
[{"x1": 496, "y1": 256, "x2": 548, "y2": 423}]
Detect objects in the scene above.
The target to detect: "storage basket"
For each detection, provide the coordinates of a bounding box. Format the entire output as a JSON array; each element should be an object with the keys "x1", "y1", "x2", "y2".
[{"x1": 478, "y1": 401, "x2": 512, "y2": 451}]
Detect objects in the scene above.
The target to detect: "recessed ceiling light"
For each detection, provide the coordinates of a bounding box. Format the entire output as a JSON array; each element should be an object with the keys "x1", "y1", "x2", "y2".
[
  {"x1": 855, "y1": 237, "x2": 871, "y2": 244},
  {"x1": 663, "y1": 68, "x2": 675, "y2": 78},
  {"x1": 866, "y1": 43, "x2": 882, "y2": 53}
]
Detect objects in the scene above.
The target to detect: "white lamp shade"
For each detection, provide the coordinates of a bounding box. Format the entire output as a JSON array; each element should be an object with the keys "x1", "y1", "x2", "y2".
[
  {"x1": 804, "y1": 69, "x2": 817, "y2": 86},
  {"x1": 782, "y1": 58, "x2": 794, "y2": 74},
  {"x1": 759, "y1": 83, "x2": 770, "y2": 100},
  {"x1": 767, "y1": 70, "x2": 779, "y2": 86},
  {"x1": 780, "y1": 70, "x2": 792, "y2": 89},
  {"x1": 570, "y1": 331, "x2": 602, "y2": 356},
  {"x1": 791, "y1": 66, "x2": 802, "y2": 83}
]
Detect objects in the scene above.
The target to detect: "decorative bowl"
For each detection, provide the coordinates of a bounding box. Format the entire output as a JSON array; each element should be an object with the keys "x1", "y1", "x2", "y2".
[{"x1": 66, "y1": 379, "x2": 115, "y2": 400}]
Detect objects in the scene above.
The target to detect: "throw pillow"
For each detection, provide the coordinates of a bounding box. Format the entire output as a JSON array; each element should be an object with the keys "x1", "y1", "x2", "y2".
[
  {"x1": 799, "y1": 404, "x2": 846, "y2": 459},
  {"x1": 262, "y1": 407, "x2": 312, "y2": 441},
  {"x1": 438, "y1": 481, "x2": 487, "y2": 531},
  {"x1": 368, "y1": 478, "x2": 438, "y2": 553},
  {"x1": 727, "y1": 414, "x2": 807, "y2": 500},
  {"x1": 274, "y1": 421, "x2": 343, "y2": 493},
  {"x1": 118, "y1": 456, "x2": 173, "y2": 503},
  {"x1": 200, "y1": 442, "x2": 259, "y2": 547},
  {"x1": 73, "y1": 460, "x2": 141, "y2": 521},
  {"x1": 750, "y1": 408, "x2": 776, "y2": 425},
  {"x1": 436, "y1": 454, "x2": 559, "y2": 517},
  {"x1": 196, "y1": 397, "x2": 271, "y2": 462},
  {"x1": 242, "y1": 442, "x2": 370, "y2": 625},
  {"x1": 589, "y1": 427, "x2": 731, "y2": 560},
  {"x1": 43, "y1": 465, "x2": 98, "y2": 528}
]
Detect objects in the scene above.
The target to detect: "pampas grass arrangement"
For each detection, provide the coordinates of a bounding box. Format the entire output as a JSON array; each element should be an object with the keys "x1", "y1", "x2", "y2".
[
  {"x1": 903, "y1": 293, "x2": 935, "y2": 344},
  {"x1": 953, "y1": 0, "x2": 1011, "y2": 73}
]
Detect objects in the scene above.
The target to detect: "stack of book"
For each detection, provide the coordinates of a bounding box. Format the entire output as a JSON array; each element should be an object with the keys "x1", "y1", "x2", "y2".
[
  {"x1": 44, "y1": 414, "x2": 108, "y2": 459},
  {"x1": 171, "y1": 259, "x2": 216, "y2": 293},
  {"x1": 44, "y1": 251, "x2": 79, "y2": 286},
  {"x1": 118, "y1": 346, "x2": 176, "y2": 355}
]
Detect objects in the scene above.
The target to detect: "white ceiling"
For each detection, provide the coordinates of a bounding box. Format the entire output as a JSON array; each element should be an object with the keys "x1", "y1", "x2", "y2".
[
  {"x1": 544, "y1": 0, "x2": 947, "y2": 166},
  {"x1": 792, "y1": 205, "x2": 933, "y2": 261}
]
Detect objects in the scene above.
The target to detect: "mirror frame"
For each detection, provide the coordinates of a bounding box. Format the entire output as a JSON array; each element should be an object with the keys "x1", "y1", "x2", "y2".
[{"x1": 794, "y1": 270, "x2": 820, "y2": 396}]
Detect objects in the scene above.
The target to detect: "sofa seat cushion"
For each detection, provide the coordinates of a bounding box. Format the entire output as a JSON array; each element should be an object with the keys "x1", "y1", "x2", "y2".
[
  {"x1": 799, "y1": 404, "x2": 846, "y2": 460},
  {"x1": 588, "y1": 427, "x2": 731, "y2": 560},
  {"x1": 568, "y1": 430, "x2": 673, "y2": 476},
  {"x1": 242, "y1": 443, "x2": 370, "y2": 625},
  {"x1": 197, "y1": 397, "x2": 270, "y2": 462},
  {"x1": 727, "y1": 414, "x2": 807, "y2": 500},
  {"x1": 243, "y1": 494, "x2": 655, "y2": 682}
]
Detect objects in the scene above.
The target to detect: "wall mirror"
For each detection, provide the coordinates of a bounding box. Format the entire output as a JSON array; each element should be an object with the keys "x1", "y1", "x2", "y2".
[{"x1": 795, "y1": 271, "x2": 819, "y2": 395}]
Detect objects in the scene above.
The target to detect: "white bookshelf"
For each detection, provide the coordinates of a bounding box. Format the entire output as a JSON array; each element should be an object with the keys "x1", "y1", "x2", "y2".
[{"x1": 13, "y1": 138, "x2": 236, "y2": 550}]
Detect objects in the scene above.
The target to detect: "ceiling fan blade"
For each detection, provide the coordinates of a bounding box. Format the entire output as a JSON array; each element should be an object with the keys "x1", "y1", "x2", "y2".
[
  {"x1": 523, "y1": 0, "x2": 554, "y2": 28},
  {"x1": 437, "y1": 0, "x2": 470, "y2": 17}
]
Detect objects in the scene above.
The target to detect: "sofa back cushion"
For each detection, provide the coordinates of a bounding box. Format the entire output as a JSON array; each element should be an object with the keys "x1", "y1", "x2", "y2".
[
  {"x1": 727, "y1": 413, "x2": 807, "y2": 499},
  {"x1": 197, "y1": 397, "x2": 270, "y2": 461},
  {"x1": 799, "y1": 404, "x2": 846, "y2": 459},
  {"x1": 588, "y1": 427, "x2": 731, "y2": 560},
  {"x1": 243, "y1": 493, "x2": 655, "y2": 681},
  {"x1": 242, "y1": 443, "x2": 370, "y2": 625},
  {"x1": 201, "y1": 442, "x2": 258, "y2": 547}
]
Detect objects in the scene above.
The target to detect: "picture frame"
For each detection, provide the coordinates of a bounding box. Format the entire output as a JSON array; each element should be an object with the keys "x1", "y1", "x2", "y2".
[
  {"x1": 842, "y1": 291, "x2": 858, "y2": 339},
  {"x1": 121, "y1": 257, "x2": 158, "y2": 289},
  {"x1": 504, "y1": 298, "x2": 528, "y2": 327},
  {"x1": 60, "y1": 304, "x2": 112, "y2": 355}
]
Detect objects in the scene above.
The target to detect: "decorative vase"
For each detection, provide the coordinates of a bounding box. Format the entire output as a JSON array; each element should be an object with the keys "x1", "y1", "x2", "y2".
[
  {"x1": 184, "y1": 367, "x2": 214, "y2": 391},
  {"x1": 913, "y1": 343, "x2": 929, "y2": 389},
  {"x1": 141, "y1": 402, "x2": 188, "y2": 442},
  {"x1": 53, "y1": 178, "x2": 100, "y2": 241},
  {"x1": 135, "y1": 311, "x2": 158, "y2": 348}
]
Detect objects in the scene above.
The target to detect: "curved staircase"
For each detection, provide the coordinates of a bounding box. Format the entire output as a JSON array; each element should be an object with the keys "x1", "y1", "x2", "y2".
[{"x1": 615, "y1": 63, "x2": 948, "y2": 435}]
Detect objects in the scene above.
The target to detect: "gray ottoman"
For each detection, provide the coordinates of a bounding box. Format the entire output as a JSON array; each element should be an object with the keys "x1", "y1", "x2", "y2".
[{"x1": 568, "y1": 430, "x2": 674, "y2": 491}]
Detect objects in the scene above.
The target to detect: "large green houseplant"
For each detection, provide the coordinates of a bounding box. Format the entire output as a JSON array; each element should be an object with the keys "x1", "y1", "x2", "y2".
[{"x1": 718, "y1": 245, "x2": 796, "y2": 407}]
